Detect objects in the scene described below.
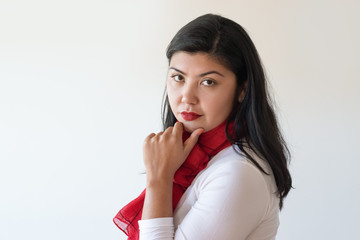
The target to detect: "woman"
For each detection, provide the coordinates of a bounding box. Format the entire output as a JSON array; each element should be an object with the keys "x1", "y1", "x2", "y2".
[{"x1": 114, "y1": 13, "x2": 292, "y2": 240}]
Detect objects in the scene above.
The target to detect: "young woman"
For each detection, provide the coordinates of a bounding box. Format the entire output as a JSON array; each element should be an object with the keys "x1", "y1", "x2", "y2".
[{"x1": 114, "y1": 13, "x2": 292, "y2": 240}]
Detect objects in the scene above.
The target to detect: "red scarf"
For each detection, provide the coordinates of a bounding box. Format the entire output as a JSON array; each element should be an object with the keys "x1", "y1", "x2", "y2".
[{"x1": 113, "y1": 121, "x2": 232, "y2": 240}]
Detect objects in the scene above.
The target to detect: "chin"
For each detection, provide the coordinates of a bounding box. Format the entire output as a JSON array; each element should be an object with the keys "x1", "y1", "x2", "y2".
[
  {"x1": 183, "y1": 125, "x2": 195, "y2": 133},
  {"x1": 181, "y1": 121, "x2": 208, "y2": 133},
  {"x1": 181, "y1": 122, "x2": 198, "y2": 133}
]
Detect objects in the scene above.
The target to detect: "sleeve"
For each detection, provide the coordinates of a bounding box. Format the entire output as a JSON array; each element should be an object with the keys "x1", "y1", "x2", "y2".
[
  {"x1": 139, "y1": 161, "x2": 270, "y2": 240},
  {"x1": 139, "y1": 217, "x2": 174, "y2": 239}
]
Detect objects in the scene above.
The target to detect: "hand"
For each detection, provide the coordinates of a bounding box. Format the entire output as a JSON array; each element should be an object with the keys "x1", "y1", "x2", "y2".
[{"x1": 143, "y1": 122, "x2": 203, "y2": 183}]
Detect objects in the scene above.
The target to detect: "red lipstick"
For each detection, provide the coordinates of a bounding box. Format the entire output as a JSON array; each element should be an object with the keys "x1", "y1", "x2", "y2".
[{"x1": 181, "y1": 111, "x2": 201, "y2": 121}]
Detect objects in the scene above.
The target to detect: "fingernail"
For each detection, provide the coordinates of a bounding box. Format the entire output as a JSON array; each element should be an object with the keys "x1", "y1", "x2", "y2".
[{"x1": 198, "y1": 129, "x2": 204, "y2": 135}]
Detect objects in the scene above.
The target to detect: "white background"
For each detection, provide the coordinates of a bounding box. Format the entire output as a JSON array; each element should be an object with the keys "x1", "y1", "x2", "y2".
[{"x1": 1, "y1": 0, "x2": 359, "y2": 239}]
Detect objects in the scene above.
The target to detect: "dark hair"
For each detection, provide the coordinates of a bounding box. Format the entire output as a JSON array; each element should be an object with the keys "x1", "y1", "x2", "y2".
[{"x1": 162, "y1": 14, "x2": 292, "y2": 209}]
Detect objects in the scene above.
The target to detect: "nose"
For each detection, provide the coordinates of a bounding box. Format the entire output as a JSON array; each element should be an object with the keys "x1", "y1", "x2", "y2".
[{"x1": 181, "y1": 82, "x2": 198, "y2": 105}]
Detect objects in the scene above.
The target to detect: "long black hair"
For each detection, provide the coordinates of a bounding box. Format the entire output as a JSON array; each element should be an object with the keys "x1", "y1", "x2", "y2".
[{"x1": 162, "y1": 14, "x2": 292, "y2": 209}]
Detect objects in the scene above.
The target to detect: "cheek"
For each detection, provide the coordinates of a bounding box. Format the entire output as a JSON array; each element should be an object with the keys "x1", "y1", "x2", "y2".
[
  {"x1": 167, "y1": 83, "x2": 180, "y2": 102},
  {"x1": 166, "y1": 87, "x2": 178, "y2": 111},
  {"x1": 206, "y1": 93, "x2": 235, "y2": 117}
]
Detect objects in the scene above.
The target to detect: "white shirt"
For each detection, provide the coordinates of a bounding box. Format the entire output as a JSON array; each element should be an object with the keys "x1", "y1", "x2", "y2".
[{"x1": 138, "y1": 145, "x2": 280, "y2": 240}]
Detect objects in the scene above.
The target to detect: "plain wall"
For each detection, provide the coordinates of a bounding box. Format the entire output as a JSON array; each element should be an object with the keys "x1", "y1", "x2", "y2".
[{"x1": 1, "y1": 0, "x2": 359, "y2": 239}]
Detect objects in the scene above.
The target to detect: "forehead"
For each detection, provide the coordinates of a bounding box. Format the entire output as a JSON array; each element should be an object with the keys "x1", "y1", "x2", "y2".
[{"x1": 169, "y1": 51, "x2": 232, "y2": 74}]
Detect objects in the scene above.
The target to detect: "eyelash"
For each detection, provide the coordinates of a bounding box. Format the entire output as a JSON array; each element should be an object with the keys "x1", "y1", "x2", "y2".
[
  {"x1": 171, "y1": 74, "x2": 184, "y2": 82},
  {"x1": 202, "y1": 79, "x2": 216, "y2": 86},
  {"x1": 170, "y1": 74, "x2": 217, "y2": 86}
]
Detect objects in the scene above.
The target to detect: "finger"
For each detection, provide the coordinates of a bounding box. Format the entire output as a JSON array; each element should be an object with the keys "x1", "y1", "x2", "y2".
[
  {"x1": 144, "y1": 133, "x2": 156, "y2": 143},
  {"x1": 183, "y1": 128, "x2": 204, "y2": 155},
  {"x1": 173, "y1": 122, "x2": 183, "y2": 136},
  {"x1": 163, "y1": 126, "x2": 174, "y2": 136}
]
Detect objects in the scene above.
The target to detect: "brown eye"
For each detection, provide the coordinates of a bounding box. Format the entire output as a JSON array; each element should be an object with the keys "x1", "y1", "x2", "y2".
[
  {"x1": 202, "y1": 79, "x2": 216, "y2": 86},
  {"x1": 172, "y1": 74, "x2": 184, "y2": 82}
]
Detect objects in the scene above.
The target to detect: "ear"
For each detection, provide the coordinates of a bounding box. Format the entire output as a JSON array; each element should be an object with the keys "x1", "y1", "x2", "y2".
[{"x1": 238, "y1": 81, "x2": 248, "y2": 102}]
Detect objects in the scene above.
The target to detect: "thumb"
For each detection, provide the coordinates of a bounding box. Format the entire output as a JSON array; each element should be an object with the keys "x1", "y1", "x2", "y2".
[{"x1": 183, "y1": 128, "x2": 204, "y2": 156}]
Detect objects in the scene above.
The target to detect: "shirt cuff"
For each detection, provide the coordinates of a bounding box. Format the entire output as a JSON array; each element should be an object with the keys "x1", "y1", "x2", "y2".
[{"x1": 138, "y1": 217, "x2": 174, "y2": 240}]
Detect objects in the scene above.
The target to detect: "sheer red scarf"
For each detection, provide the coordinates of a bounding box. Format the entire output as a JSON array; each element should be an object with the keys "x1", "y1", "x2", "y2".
[{"x1": 113, "y1": 121, "x2": 233, "y2": 240}]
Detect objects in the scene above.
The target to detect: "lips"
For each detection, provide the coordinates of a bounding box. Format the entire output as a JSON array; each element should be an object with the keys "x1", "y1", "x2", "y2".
[{"x1": 180, "y1": 111, "x2": 201, "y2": 121}]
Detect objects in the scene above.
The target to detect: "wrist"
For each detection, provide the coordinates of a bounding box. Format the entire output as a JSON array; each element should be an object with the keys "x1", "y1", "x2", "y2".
[
  {"x1": 142, "y1": 177, "x2": 174, "y2": 220},
  {"x1": 146, "y1": 176, "x2": 173, "y2": 189}
]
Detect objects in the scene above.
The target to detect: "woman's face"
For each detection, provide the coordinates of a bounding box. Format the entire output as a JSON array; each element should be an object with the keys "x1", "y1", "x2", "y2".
[{"x1": 167, "y1": 51, "x2": 240, "y2": 133}]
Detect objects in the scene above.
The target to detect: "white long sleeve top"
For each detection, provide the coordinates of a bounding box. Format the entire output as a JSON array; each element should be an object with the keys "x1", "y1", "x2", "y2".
[{"x1": 138, "y1": 145, "x2": 280, "y2": 240}]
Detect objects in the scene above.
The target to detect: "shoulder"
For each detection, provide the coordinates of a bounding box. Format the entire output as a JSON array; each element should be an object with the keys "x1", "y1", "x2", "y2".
[
  {"x1": 194, "y1": 145, "x2": 279, "y2": 209},
  {"x1": 199, "y1": 146, "x2": 264, "y2": 185},
  {"x1": 198, "y1": 145, "x2": 273, "y2": 185},
  {"x1": 179, "y1": 145, "x2": 279, "y2": 236}
]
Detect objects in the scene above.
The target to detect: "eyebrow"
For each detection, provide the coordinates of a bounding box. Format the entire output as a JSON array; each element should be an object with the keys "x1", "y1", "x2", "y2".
[{"x1": 169, "y1": 67, "x2": 225, "y2": 77}]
